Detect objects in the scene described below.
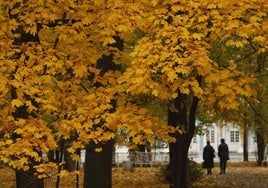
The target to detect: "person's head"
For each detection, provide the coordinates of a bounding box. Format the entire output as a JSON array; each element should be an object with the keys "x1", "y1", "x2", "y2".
[
  {"x1": 220, "y1": 138, "x2": 225, "y2": 143},
  {"x1": 207, "y1": 140, "x2": 210, "y2": 145}
]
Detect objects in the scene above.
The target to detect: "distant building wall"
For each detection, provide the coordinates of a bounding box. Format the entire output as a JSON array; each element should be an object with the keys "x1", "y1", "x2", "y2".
[{"x1": 189, "y1": 122, "x2": 258, "y2": 155}]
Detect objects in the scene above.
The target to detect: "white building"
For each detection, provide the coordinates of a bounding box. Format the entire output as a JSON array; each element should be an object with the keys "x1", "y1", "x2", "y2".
[
  {"x1": 79, "y1": 122, "x2": 266, "y2": 165},
  {"x1": 189, "y1": 122, "x2": 258, "y2": 162}
]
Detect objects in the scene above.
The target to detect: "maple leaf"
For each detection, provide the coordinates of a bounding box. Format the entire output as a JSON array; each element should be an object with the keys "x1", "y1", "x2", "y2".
[
  {"x1": 11, "y1": 99, "x2": 24, "y2": 108},
  {"x1": 192, "y1": 33, "x2": 204, "y2": 40},
  {"x1": 95, "y1": 147, "x2": 103, "y2": 152}
]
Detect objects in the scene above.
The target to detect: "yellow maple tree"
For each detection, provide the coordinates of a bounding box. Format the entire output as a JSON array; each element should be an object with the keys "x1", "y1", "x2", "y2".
[
  {"x1": 0, "y1": 0, "x2": 267, "y2": 187},
  {"x1": 0, "y1": 1, "x2": 175, "y2": 186},
  {"x1": 119, "y1": 0, "x2": 267, "y2": 187}
]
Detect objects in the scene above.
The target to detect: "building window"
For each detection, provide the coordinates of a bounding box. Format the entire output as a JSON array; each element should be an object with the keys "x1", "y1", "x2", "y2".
[
  {"x1": 192, "y1": 136, "x2": 197, "y2": 143},
  {"x1": 211, "y1": 130, "x2": 215, "y2": 143},
  {"x1": 206, "y1": 129, "x2": 215, "y2": 143},
  {"x1": 253, "y1": 136, "x2": 257, "y2": 142},
  {"x1": 230, "y1": 130, "x2": 239, "y2": 143}
]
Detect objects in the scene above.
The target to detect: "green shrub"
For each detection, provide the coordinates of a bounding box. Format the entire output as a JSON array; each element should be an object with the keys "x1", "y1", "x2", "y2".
[
  {"x1": 0, "y1": 161, "x2": 5, "y2": 169},
  {"x1": 157, "y1": 159, "x2": 204, "y2": 187},
  {"x1": 156, "y1": 164, "x2": 171, "y2": 183},
  {"x1": 187, "y1": 159, "x2": 204, "y2": 185}
]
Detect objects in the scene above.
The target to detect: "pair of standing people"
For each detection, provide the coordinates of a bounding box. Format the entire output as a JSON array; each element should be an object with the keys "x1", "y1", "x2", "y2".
[{"x1": 203, "y1": 138, "x2": 229, "y2": 175}]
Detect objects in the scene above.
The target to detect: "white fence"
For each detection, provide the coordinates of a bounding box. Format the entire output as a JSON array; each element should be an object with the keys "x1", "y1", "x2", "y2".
[
  {"x1": 113, "y1": 152, "x2": 169, "y2": 167},
  {"x1": 79, "y1": 151, "x2": 260, "y2": 167}
]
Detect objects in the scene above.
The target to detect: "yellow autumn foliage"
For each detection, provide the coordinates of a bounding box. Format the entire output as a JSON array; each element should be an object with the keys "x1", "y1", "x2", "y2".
[{"x1": 0, "y1": 0, "x2": 267, "y2": 176}]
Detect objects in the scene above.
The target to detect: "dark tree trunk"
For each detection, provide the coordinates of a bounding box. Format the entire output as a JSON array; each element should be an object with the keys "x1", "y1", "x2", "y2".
[
  {"x1": 243, "y1": 126, "x2": 248, "y2": 161},
  {"x1": 83, "y1": 140, "x2": 114, "y2": 188},
  {"x1": 256, "y1": 130, "x2": 265, "y2": 165},
  {"x1": 56, "y1": 145, "x2": 64, "y2": 188},
  {"x1": 255, "y1": 54, "x2": 266, "y2": 166},
  {"x1": 83, "y1": 37, "x2": 123, "y2": 188},
  {"x1": 16, "y1": 168, "x2": 44, "y2": 188},
  {"x1": 9, "y1": 4, "x2": 44, "y2": 187},
  {"x1": 168, "y1": 91, "x2": 199, "y2": 188},
  {"x1": 138, "y1": 144, "x2": 146, "y2": 152},
  {"x1": 12, "y1": 91, "x2": 44, "y2": 188},
  {"x1": 64, "y1": 150, "x2": 77, "y2": 172},
  {"x1": 169, "y1": 135, "x2": 191, "y2": 188},
  {"x1": 47, "y1": 151, "x2": 56, "y2": 162}
]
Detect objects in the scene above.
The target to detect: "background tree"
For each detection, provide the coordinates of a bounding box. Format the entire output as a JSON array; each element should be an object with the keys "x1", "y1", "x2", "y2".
[
  {"x1": 121, "y1": 1, "x2": 268, "y2": 187},
  {"x1": 198, "y1": 38, "x2": 268, "y2": 162},
  {"x1": 251, "y1": 54, "x2": 268, "y2": 165}
]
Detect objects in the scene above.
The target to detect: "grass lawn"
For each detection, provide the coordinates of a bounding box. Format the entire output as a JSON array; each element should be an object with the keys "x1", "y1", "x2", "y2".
[{"x1": 0, "y1": 162, "x2": 267, "y2": 188}]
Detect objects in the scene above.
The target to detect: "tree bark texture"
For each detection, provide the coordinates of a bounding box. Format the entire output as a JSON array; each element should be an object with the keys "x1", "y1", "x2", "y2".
[
  {"x1": 243, "y1": 126, "x2": 249, "y2": 161},
  {"x1": 168, "y1": 92, "x2": 199, "y2": 188},
  {"x1": 83, "y1": 140, "x2": 114, "y2": 188},
  {"x1": 256, "y1": 130, "x2": 265, "y2": 165},
  {"x1": 10, "y1": 4, "x2": 44, "y2": 187},
  {"x1": 16, "y1": 168, "x2": 44, "y2": 188},
  {"x1": 83, "y1": 37, "x2": 123, "y2": 188}
]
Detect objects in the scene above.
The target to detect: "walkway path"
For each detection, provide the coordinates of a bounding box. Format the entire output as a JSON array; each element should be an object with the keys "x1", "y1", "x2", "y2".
[{"x1": 192, "y1": 166, "x2": 268, "y2": 188}]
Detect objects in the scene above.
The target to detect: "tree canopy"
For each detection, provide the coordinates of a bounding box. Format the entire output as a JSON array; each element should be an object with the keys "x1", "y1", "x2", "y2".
[{"x1": 0, "y1": 0, "x2": 267, "y2": 185}]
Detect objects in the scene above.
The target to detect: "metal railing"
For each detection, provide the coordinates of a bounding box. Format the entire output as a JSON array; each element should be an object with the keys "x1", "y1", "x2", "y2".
[
  {"x1": 113, "y1": 152, "x2": 169, "y2": 167},
  {"x1": 110, "y1": 151, "x2": 260, "y2": 166}
]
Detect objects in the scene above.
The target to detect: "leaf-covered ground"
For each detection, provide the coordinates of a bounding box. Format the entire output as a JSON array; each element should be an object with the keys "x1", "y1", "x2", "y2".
[
  {"x1": 192, "y1": 165, "x2": 268, "y2": 188},
  {"x1": 0, "y1": 162, "x2": 267, "y2": 188},
  {"x1": 113, "y1": 163, "x2": 268, "y2": 188}
]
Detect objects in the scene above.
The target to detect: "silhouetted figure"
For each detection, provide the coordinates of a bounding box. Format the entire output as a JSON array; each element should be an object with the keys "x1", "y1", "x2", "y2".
[
  {"x1": 218, "y1": 138, "x2": 229, "y2": 174},
  {"x1": 203, "y1": 141, "x2": 215, "y2": 175}
]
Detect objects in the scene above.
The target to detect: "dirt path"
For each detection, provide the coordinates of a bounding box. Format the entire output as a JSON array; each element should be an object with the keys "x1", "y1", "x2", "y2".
[{"x1": 192, "y1": 166, "x2": 268, "y2": 188}]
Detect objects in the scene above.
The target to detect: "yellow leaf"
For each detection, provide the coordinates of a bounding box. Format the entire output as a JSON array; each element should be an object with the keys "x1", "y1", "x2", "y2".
[
  {"x1": 252, "y1": 36, "x2": 265, "y2": 43},
  {"x1": 167, "y1": 71, "x2": 177, "y2": 82},
  {"x1": 5, "y1": 139, "x2": 13, "y2": 145},
  {"x1": 1, "y1": 157, "x2": 9, "y2": 163},
  {"x1": 14, "y1": 128, "x2": 23, "y2": 134},
  {"x1": 171, "y1": 92, "x2": 178, "y2": 99},
  {"x1": 59, "y1": 170, "x2": 68, "y2": 178},
  {"x1": 95, "y1": 147, "x2": 102, "y2": 152},
  {"x1": 143, "y1": 128, "x2": 153, "y2": 135},
  {"x1": 20, "y1": 157, "x2": 28, "y2": 165},
  {"x1": 41, "y1": 75, "x2": 52, "y2": 83},
  {"x1": 67, "y1": 147, "x2": 75, "y2": 154},
  {"x1": 117, "y1": 25, "x2": 129, "y2": 32},
  {"x1": 192, "y1": 33, "x2": 204, "y2": 40},
  {"x1": 103, "y1": 37, "x2": 116, "y2": 46},
  {"x1": 152, "y1": 89, "x2": 158, "y2": 96},
  {"x1": 198, "y1": 15, "x2": 208, "y2": 22},
  {"x1": 73, "y1": 65, "x2": 87, "y2": 77},
  {"x1": 235, "y1": 41, "x2": 246, "y2": 48},
  {"x1": 250, "y1": 16, "x2": 262, "y2": 22},
  {"x1": 207, "y1": 3, "x2": 217, "y2": 9},
  {"x1": 11, "y1": 99, "x2": 24, "y2": 108}
]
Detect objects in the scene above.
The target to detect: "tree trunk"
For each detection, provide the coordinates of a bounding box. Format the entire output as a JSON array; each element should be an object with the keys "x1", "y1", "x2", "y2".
[
  {"x1": 83, "y1": 36, "x2": 123, "y2": 188},
  {"x1": 138, "y1": 144, "x2": 146, "y2": 152},
  {"x1": 83, "y1": 140, "x2": 114, "y2": 188},
  {"x1": 243, "y1": 126, "x2": 248, "y2": 161},
  {"x1": 168, "y1": 91, "x2": 199, "y2": 188},
  {"x1": 256, "y1": 130, "x2": 265, "y2": 165},
  {"x1": 169, "y1": 135, "x2": 191, "y2": 188},
  {"x1": 16, "y1": 168, "x2": 44, "y2": 188},
  {"x1": 12, "y1": 93, "x2": 44, "y2": 188},
  {"x1": 9, "y1": 5, "x2": 44, "y2": 187},
  {"x1": 64, "y1": 150, "x2": 77, "y2": 172}
]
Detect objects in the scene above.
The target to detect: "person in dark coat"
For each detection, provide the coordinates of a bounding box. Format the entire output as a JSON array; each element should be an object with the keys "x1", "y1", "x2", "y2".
[
  {"x1": 218, "y1": 138, "x2": 229, "y2": 174},
  {"x1": 203, "y1": 140, "x2": 215, "y2": 175}
]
